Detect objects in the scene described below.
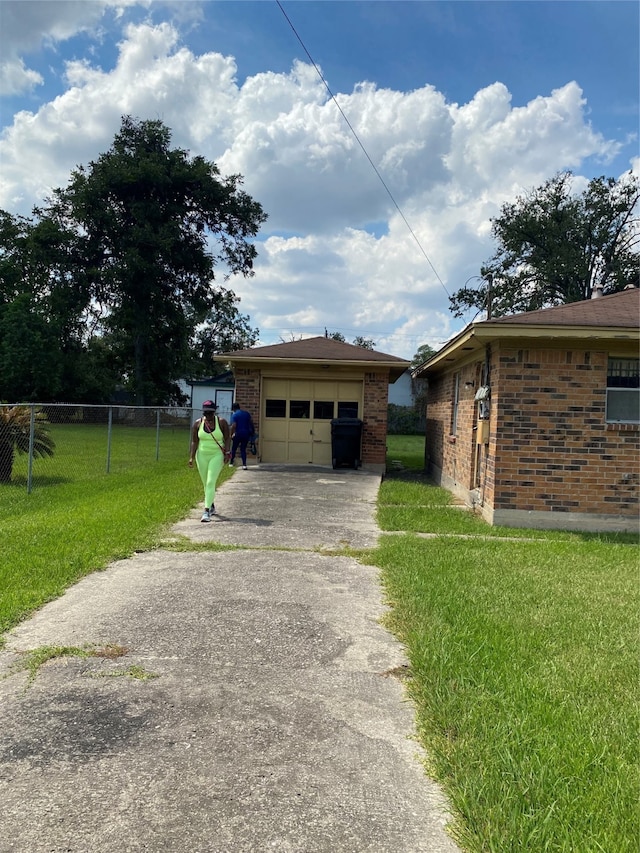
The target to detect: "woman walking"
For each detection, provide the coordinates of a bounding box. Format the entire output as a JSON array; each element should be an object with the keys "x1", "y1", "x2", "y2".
[{"x1": 189, "y1": 401, "x2": 231, "y2": 522}]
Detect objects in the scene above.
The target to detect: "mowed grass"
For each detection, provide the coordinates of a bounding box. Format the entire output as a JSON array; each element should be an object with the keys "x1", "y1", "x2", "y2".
[
  {"x1": 382, "y1": 435, "x2": 635, "y2": 541},
  {"x1": 0, "y1": 423, "x2": 232, "y2": 638},
  {"x1": 385, "y1": 432, "x2": 426, "y2": 471},
  {"x1": 377, "y1": 436, "x2": 639, "y2": 851}
]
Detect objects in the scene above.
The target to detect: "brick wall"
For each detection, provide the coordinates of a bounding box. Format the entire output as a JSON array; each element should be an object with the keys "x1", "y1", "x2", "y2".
[
  {"x1": 492, "y1": 344, "x2": 639, "y2": 516},
  {"x1": 362, "y1": 370, "x2": 390, "y2": 466},
  {"x1": 232, "y1": 368, "x2": 261, "y2": 435},
  {"x1": 425, "y1": 361, "x2": 484, "y2": 493},
  {"x1": 424, "y1": 343, "x2": 639, "y2": 525}
]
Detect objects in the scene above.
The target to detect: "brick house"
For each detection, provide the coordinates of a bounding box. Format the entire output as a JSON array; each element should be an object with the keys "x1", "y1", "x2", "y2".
[
  {"x1": 413, "y1": 288, "x2": 640, "y2": 532},
  {"x1": 214, "y1": 337, "x2": 409, "y2": 471}
]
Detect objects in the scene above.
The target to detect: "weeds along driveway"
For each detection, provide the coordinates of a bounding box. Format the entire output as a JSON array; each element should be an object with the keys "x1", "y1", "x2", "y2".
[{"x1": 0, "y1": 465, "x2": 461, "y2": 853}]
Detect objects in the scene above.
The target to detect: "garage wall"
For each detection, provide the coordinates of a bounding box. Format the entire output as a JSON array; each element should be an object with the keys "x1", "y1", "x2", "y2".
[
  {"x1": 363, "y1": 371, "x2": 391, "y2": 467},
  {"x1": 232, "y1": 364, "x2": 392, "y2": 470},
  {"x1": 233, "y1": 367, "x2": 261, "y2": 434}
]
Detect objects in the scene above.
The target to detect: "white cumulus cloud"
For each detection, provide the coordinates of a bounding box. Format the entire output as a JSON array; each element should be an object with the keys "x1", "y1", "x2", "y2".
[{"x1": 0, "y1": 18, "x2": 628, "y2": 359}]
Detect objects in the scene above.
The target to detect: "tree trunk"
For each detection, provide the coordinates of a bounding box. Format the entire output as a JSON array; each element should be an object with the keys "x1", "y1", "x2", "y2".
[
  {"x1": 134, "y1": 330, "x2": 146, "y2": 407},
  {"x1": 0, "y1": 440, "x2": 15, "y2": 483}
]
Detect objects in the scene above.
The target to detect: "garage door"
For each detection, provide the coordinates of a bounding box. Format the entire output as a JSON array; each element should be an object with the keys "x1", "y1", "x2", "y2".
[{"x1": 261, "y1": 379, "x2": 362, "y2": 465}]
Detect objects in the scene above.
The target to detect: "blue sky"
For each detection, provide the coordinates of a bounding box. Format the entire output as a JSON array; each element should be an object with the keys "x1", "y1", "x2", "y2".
[{"x1": 1, "y1": 1, "x2": 638, "y2": 358}]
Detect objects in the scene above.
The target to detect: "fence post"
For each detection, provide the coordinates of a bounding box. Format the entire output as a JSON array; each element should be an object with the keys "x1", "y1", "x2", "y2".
[
  {"x1": 155, "y1": 409, "x2": 161, "y2": 461},
  {"x1": 26, "y1": 404, "x2": 36, "y2": 494},
  {"x1": 106, "y1": 406, "x2": 113, "y2": 473}
]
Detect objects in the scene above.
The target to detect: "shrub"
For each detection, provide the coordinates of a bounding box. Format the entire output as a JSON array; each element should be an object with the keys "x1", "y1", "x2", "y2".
[
  {"x1": 387, "y1": 403, "x2": 423, "y2": 435},
  {"x1": 0, "y1": 405, "x2": 56, "y2": 483}
]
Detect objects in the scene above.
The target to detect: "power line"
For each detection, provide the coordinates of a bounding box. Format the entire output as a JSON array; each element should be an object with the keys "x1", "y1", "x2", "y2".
[
  {"x1": 275, "y1": 0, "x2": 450, "y2": 299},
  {"x1": 257, "y1": 324, "x2": 443, "y2": 343},
  {"x1": 258, "y1": 324, "x2": 425, "y2": 338}
]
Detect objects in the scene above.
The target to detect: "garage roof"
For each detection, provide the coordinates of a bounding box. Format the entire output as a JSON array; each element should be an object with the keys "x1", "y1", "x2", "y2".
[{"x1": 216, "y1": 336, "x2": 410, "y2": 381}]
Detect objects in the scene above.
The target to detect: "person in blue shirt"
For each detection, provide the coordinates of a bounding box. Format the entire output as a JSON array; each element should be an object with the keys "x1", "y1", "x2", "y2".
[{"x1": 229, "y1": 402, "x2": 255, "y2": 470}]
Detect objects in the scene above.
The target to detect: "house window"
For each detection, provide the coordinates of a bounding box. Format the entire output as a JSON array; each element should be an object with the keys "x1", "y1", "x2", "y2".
[
  {"x1": 606, "y1": 358, "x2": 639, "y2": 423},
  {"x1": 451, "y1": 373, "x2": 460, "y2": 435}
]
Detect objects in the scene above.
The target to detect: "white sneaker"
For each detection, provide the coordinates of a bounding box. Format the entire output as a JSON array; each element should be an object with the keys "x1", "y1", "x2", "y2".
[
  {"x1": 242, "y1": 465, "x2": 248, "y2": 470},
  {"x1": 210, "y1": 505, "x2": 217, "y2": 516},
  {"x1": 201, "y1": 510, "x2": 210, "y2": 523}
]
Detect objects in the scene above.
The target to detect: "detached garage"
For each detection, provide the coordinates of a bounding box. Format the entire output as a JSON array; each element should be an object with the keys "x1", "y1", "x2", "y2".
[{"x1": 216, "y1": 337, "x2": 410, "y2": 471}]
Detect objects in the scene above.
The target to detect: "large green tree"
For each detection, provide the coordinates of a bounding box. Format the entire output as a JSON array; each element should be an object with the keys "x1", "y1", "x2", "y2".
[
  {"x1": 449, "y1": 171, "x2": 640, "y2": 318},
  {"x1": 41, "y1": 115, "x2": 267, "y2": 404},
  {"x1": 0, "y1": 212, "x2": 46, "y2": 400},
  {"x1": 411, "y1": 343, "x2": 437, "y2": 369},
  {"x1": 190, "y1": 287, "x2": 259, "y2": 379},
  {"x1": 0, "y1": 210, "x2": 117, "y2": 402},
  {"x1": 326, "y1": 331, "x2": 377, "y2": 349}
]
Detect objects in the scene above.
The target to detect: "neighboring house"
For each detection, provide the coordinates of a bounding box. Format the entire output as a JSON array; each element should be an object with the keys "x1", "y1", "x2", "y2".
[
  {"x1": 387, "y1": 369, "x2": 415, "y2": 407},
  {"x1": 215, "y1": 337, "x2": 410, "y2": 471},
  {"x1": 185, "y1": 371, "x2": 235, "y2": 422},
  {"x1": 413, "y1": 288, "x2": 639, "y2": 532}
]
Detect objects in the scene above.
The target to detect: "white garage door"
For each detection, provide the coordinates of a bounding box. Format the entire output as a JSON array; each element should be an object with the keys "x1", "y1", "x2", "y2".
[{"x1": 261, "y1": 378, "x2": 362, "y2": 465}]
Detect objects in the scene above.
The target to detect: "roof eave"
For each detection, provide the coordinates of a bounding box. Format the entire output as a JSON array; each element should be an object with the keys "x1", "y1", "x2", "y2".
[
  {"x1": 216, "y1": 354, "x2": 410, "y2": 381},
  {"x1": 412, "y1": 326, "x2": 477, "y2": 377},
  {"x1": 474, "y1": 322, "x2": 640, "y2": 340},
  {"x1": 412, "y1": 322, "x2": 639, "y2": 377}
]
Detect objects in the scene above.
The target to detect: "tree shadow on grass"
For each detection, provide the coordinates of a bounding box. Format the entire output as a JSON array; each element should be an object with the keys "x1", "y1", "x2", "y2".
[
  {"x1": 383, "y1": 468, "x2": 432, "y2": 483},
  {"x1": 2, "y1": 474, "x2": 72, "y2": 489}
]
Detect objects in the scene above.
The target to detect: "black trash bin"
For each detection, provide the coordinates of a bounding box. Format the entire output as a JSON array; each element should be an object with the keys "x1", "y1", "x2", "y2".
[{"x1": 331, "y1": 418, "x2": 363, "y2": 469}]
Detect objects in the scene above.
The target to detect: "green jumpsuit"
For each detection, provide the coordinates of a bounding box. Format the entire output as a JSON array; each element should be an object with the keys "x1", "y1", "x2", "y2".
[{"x1": 196, "y1": 416, "x2": 226, "y2": 510}]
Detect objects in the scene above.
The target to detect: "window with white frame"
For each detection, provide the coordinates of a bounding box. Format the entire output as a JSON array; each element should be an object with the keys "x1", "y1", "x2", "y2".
[
  {"x1": 451, "y1": 372, "x2": 460, "y2": 435},
  {"x1": 606, "y1": 358, "x2": 639, "y2": 423}
]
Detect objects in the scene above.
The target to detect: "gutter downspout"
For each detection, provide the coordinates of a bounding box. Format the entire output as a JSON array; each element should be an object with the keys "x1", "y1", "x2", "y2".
[
  {"x1": 479, "y1": 344, "x2": 492, "y2": 507},
  {"x1": 422, "y1": 377, "x2": 429, "y2": 475}
]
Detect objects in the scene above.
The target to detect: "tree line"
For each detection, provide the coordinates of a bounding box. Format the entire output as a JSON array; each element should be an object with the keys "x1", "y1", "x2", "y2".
[
  {"x1": 0, "y1": 116, "x2": 266, "y2": 406},
  {"x1": 449, "y1": 171, "x2": 639, "y2": 320}
]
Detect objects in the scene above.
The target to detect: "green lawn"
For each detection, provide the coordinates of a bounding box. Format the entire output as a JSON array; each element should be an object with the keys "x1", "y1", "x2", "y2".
[
  {"x1": 1, "y1": 430, "x2": 638, "y2": 851},
  {"x1": 371, "y1": 529, "x2": 638, "y2": 852},
  {"x1": 373, "y1": 447, "x2": 639, "y2": 852},
  {"x1": 385, "y1": 432, "x2": 426, "y2": 470},
  {"x1": 0, "y1": 422, "x2": 233, "y2": 637}
]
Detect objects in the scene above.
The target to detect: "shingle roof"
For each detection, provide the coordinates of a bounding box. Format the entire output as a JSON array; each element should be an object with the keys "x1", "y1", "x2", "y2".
[
  {"x1": 413, "y1": 288, "x2": 639, "y2": 378},
  {"x1": 487, "y1": 288, "x2": 639, "y2": 328},
  {"x1": 221, "y1": 336, "x2": 410, "y2": 365},
  {"x1": 189, "y1": 371, "x2": 235, "y2": 386}
]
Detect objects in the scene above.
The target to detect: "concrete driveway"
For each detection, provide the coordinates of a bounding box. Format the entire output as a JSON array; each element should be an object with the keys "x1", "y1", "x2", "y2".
[{"x1": 0, "y1": 465, "x2": 460, "y2": 853}]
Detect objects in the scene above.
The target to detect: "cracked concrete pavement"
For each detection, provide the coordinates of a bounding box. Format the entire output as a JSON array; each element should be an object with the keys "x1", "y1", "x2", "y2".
[{"x1": 0, "y1": 464, "x2": 460, "y2": 853}]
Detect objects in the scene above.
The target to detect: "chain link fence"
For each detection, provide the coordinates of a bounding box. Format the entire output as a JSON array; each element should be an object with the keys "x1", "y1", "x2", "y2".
[{"x1": 0, "y1": 403, "x2": 196, "y2": 495}]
